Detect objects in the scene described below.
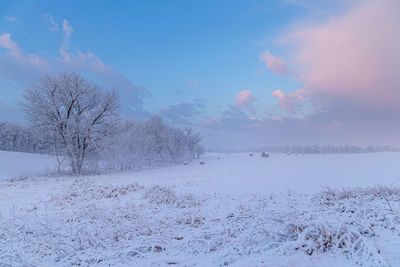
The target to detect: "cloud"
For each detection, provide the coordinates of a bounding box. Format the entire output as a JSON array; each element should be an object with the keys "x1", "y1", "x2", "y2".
[
  {"x1": 62, "y1": 19, "x2": 73, "y2": 37},
  {"x1": 200, "y1": 0, "x2": 400, "y2": 149},
  {"x1": 272, "y1": 89, "x2": 306, "y2": 113},
  {"x1": 158, "y1": 101, "x2": 205, "y2": 125},
  {"x1": 202, "y1": 117, "x2": 221, "y2": 125},
  {"x1": 284, "y1": 0, "x2": 400, "y2": 111},
  {"x1": 60, "y1": 19, "x2": 73, "y2": 60},
  {"x1": 0, "y1": 33, "x2": 46, "y2": 67},
  {"x1": 4, "y1": 16, "x2": 17, "y2": 23},
  {"x1": 245, "y1": 0, "x2": 400, "y2": 148},
  {"x1": 0, "y1": 33, "x2": 22, "y2": 58},
  {"x1": 0, "y1": 43, "x2": 44, "y2": 83},
  {"x1": 42, "y1": 14, "x2": 59, "y2": 31},
  {"x1": 0, "y1": 20, "x2": 148, "y2": 120},
  {"x1": 259, "y1": 51, "x2": 289, "y2": 75},
  {"x1": 234, "y1": 90, "x2": 257, "y2": 112}
]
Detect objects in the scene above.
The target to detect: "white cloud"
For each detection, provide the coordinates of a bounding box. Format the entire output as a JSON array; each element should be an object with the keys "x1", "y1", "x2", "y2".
[
  {"x1": 60, "y1": 19, "x2": 73, "y2": 60},
  {"x1": 0, "y1": 33, "x2": 22, "y2": 58}
]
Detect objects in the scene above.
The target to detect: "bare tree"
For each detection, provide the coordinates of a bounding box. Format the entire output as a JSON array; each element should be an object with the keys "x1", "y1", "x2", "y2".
[
  {"x1": 22, "y1": 72, "x2": 119, "y2": 175},
  {"x1": 104, "y1": 117, "x2": 204, "y2": 171}
]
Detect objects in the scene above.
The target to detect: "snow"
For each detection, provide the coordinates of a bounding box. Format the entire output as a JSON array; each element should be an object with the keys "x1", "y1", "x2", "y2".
[
  {"x1": 108, "y1": 152, "x2": 400, "y2": 195},
  {"x1": 1, "y1": 151, "x2": 400, "y2": 266}
]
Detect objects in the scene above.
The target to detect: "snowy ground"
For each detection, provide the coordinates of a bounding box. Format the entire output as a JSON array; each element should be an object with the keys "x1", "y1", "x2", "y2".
[{"x1": 1, "y1": 152, "x2": 400, "y2": 266}]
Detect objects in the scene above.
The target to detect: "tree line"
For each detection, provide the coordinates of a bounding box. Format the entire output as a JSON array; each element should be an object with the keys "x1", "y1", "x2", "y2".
[
  {"x1": 227, "y1": 145, "x2": 399, "y2": 154},
  {"x1": 0, "y1": 72, "x2": 203, "y2": 174},
  {"x1": 0, "y1": 122, "x2": 54, "y2": 153}
]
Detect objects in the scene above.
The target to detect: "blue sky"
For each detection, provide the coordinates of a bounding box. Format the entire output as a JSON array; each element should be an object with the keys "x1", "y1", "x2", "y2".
[
  {"x1": 0, "y1": 1, "x2": 312, "y2": 110},
  {"x1": 1, "y1": 0, "x2": 400, "y2": 149}
]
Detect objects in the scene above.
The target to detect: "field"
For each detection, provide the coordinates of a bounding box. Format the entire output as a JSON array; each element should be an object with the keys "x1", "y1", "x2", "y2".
[{"x1": 1, "y1": 151, "x2": 400, "y2": 266}]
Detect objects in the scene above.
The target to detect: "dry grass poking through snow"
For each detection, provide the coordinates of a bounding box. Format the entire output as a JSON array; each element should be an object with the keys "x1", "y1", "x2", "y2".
[{"x1": 1, "y1": 180, "x2": 400, "y2": 266}]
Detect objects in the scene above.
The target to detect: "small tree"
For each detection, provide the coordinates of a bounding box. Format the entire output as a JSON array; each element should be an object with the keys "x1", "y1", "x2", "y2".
[{"x1": 22, "y1": 72, "x2": 119, "y2": 174}]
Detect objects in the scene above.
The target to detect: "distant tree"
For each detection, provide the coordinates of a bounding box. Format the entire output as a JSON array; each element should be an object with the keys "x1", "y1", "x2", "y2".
[
  {"x1": 104, "y1": 117, "x2": 204, "y2": 171},
  {"x1": 183, "y1": 128, "x2": 203, "y2": 158},
  {"x1": 22, "y1": 72, "x2": 119, "y2": 174}
]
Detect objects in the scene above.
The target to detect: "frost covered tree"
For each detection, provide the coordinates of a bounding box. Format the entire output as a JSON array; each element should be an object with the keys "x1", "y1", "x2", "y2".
[
  {"x1": 22, "y1": 72, "x2": 119, "y2": 174},
  {"x1": 104, "y1": 117, "x2": 204, "y2": 171},
  {"x1": 0, "y1": 122, "x2": 22, "y2": 151}
]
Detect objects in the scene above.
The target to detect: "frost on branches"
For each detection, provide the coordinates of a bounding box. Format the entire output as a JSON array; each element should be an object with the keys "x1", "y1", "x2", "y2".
[{"x1": 22, "y1": 72, "x2": 119, "y2": 175}]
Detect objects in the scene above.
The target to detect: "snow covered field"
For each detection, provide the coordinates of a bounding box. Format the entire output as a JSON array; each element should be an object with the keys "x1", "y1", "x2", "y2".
[{"x1": 1, "y1": 152, "x2": 400, "y2": 266}]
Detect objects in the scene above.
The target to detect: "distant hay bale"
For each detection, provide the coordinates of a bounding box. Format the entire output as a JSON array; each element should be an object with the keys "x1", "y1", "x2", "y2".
[
  {"x1": 183, "y1": 161, "x2": 188, "y2": 165},
  {"x1": 261, "y1": 152, "x2": 269, "y2": 158},
  {"x1": 199, "y1": 161, "x2": 205, "y2": 165},
  {"x1": 249, "y1": 153, "x2": 254, "y2": 156}
]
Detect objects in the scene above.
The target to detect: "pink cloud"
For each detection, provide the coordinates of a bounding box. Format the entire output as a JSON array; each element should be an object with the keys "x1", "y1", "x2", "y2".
[
  {"x1": 249, "y1": 116, "x2": 262, "y2": 121},
  {"x1": 259, "y1": 51, "x2": 289, "y2": 75},
  {"x1": 271, "y1": 116, "x2": 283, "y2": 122},
  {"x1": 235, "y1": 90, "x2": 257, "y2": 111},
  {"x1": 271, "y1": 89, "x2": 285, "y2": 100},
  {"x1": 199, "y1": 0, "x2": 400, "y2": 148},
  {"x1": 284, "y1": 0, "x2": 400, "y2": 110},
  {"x1": 272, "y1": 89, "x2": 306, "y2": 113},
  {"x1": 202, "y1": 117, "x2": 221, "y2": 125}
]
